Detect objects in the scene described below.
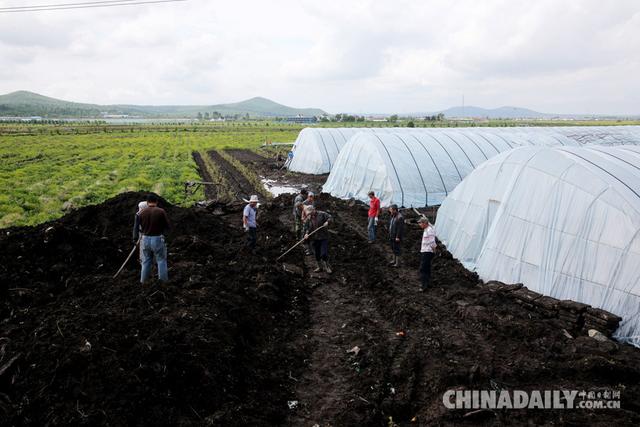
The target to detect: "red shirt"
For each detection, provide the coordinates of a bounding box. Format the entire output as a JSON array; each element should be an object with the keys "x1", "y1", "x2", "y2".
[{"x1": 368, "y1": 197, "x2": 380, "y2": 218}]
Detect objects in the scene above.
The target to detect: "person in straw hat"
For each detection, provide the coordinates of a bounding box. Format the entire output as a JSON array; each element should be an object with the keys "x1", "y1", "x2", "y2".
[{"x1": 243, "y1": 195, "x2": 259, "y2": 253}]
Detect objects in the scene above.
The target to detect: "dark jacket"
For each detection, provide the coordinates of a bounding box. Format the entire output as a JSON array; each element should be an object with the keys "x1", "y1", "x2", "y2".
[
  {"x1": 134, "y1": 206, "x2": 171, "y2": 240},
  {"x1": 389, "y1": 212, "x2": 404, "y2": 241},
  {"x1": 303, "y1": 211, "x2": 332, "y2": 241}
]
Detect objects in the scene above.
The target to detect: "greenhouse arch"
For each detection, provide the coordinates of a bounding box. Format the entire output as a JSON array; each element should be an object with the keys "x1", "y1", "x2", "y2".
[
  {"x1": 323, "y1": 129, "x2": 578, "y2": 207},
  {"x1": 435, "y1": 145, "x2": 640, "y2": 347}
]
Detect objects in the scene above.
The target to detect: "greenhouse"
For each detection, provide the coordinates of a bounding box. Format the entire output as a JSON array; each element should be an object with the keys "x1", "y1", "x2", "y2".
[
  {"x1": 287, "y1": 128, "x2": 418, "y2": 174},
  {"x1": 322, "y1": 129, "x2": 577, "y2": 207},
  {"x1": 435, "y1": 145, "x2": 640, "y2": 347}
]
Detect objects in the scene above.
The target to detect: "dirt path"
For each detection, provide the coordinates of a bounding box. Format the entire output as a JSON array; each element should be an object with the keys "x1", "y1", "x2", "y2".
[
  {"x1": 207, "y1": 150, "x2": 266, "y2": 200},
  {"x1": 225, "y1": 148, "x2": 327, "y2": 195},
  {"x1": 225, "y1": 148, "x2": 272, "y2": 165},
  {"x1": 191, "y1": 151, "x2": 218, "y2": 199}
]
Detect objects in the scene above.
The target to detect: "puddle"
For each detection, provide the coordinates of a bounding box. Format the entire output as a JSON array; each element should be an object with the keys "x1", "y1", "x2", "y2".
[{"x1": 262, "y1": 178, "x2": 299, "y2": 196}]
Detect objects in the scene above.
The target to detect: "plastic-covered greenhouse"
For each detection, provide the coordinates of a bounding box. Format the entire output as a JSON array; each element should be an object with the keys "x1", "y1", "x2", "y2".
[
  {"x1": 287, "y1": 128, "x2": 418, "y2": 174},
  {"x1": 435, "y1": 145, "x2": 640, "y2": 347},
  {"x1": 322, "y1": 129, "x2": 578, "y2": 207},
  {"x1": 288, "y1": 126, "x2": 640, "y2": 175}
]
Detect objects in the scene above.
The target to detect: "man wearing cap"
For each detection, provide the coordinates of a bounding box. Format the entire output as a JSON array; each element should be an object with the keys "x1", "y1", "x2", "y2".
[
  {"x1": 243, "y1": 195, "x2": 259, "y2": 252},
  {"x1": 388, "y1": 204, "x2": 404, "y2": 267},
  {"x1": 137, "y1": 194, "x2": 171, "y2": 283},
  {"x1": 367, "y1": 191, "x2": 381, "y2": 243},
  {"x1": 303, "y1": 205, "x2": 332, "y2": 273},
  {"x1": 293, "y1": 188, "x2": 308, "y2": 240},
  {"x1": 418, "y1": 216, "x2": 437, "y2": 291}
]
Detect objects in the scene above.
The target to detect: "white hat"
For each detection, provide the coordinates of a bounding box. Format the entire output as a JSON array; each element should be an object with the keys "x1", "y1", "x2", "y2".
[
  {"x1": 249, "y1": 195, "x2": 259, "y2": 202},
  {"x1": 307, "y1": 191, "x2": 315, "y2": 197}
]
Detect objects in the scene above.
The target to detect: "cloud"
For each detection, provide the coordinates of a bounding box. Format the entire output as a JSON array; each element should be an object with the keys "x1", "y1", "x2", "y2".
[{"x1": 0, "y1": 0, "x2": 638, "y2": 114}]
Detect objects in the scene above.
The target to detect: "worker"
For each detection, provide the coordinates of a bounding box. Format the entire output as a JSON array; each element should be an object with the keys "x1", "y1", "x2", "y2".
[
  {"x1": 303, "y1": 205, "x2": 332, "y2": 273},
  {"x1": 388, "y1": 204, "x2": 404, "y2": 267},
  {"x1": 243, "y1": 194, "x2": 259, "y2": 253},
  {"x1": 301, "y1": 192, "x2": 316, "y2": 220},
  {"x1": 293, "y1": 188, "x2": 309, "y2": 239},
  {"x1": 367, "y1": 191, "x2": 381, "y2": 243},
  {"x1": 136, "y1": 194, "x2": 171, "y2": 283},
  {"x1": 418, "y1": 217, "x2": 437, "y2": 291},
  {"x1": 301, "y1": 192, "x2": 316, "y2": 255}
]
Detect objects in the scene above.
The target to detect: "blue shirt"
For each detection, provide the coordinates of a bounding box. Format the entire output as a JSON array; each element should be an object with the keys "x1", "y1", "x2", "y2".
[{"x1": 243, "y1": 204, "x2": 257, "y2": 228}]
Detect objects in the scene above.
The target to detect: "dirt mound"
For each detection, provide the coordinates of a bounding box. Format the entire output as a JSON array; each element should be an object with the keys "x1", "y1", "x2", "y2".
[
  {"x1": 2, "y1": 191, "x2": 640, "y2": 426},
  {"x1": 1, "y1": 192, "x2": 309, "y2": 426}
]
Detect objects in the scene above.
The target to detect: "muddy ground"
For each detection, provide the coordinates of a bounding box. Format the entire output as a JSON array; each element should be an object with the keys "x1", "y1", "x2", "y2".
[{"x1": 2, "y1": 152, "x2": 640, "y2": 426}]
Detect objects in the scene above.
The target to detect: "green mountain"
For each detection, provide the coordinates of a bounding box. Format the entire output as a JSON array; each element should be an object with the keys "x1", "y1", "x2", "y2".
[
  {"x1": 0, "y1": 91, "x2": 103, "y2": 117},
  {"x1": 0, "y1": 91, "x2": 327, "y2": 118}
]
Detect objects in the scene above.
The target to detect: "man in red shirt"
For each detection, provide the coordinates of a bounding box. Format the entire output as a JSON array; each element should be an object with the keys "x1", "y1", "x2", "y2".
[{"x1": 367, "y1": 191, "x2": 381, "y2": 243}]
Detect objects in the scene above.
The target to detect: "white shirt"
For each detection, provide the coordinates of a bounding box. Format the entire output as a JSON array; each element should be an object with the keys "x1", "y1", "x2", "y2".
[
  {"x1": 243, "y1": 204, "x2": 257, "y2": 228},
  {"x1": 421, "y1": 225, "x2": 437, "y2": 253}
]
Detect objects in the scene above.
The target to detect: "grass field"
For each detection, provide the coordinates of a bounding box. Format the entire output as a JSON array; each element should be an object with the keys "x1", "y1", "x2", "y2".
[
  {"x1": 3, "y1": 119, "x2": 640, "y2": 228},
  {"x1": 0, "y1": 123, "x2": 302, "y2": 227}
]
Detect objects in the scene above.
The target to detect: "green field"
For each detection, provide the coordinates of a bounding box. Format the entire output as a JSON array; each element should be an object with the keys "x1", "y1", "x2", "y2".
[
  {"x1": 0, "y1": 123, "x2": 302, "y2": 228},
  {"x1": 4, "y1": 120, "x2": 640, "y2": 229}
]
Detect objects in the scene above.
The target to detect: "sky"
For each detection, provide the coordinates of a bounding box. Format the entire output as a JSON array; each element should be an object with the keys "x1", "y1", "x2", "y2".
[{"x1": 0, "y1": 0, "x2": 639, "y2": 114}]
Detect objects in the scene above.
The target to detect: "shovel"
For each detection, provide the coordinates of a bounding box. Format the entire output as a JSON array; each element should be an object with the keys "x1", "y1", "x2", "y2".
[
  {"x1": 277, "y1": 223, "x2": 328, "y2": 261},
  {"x1": 113, "y1": 237, "x2": 141, "y2": 279}
]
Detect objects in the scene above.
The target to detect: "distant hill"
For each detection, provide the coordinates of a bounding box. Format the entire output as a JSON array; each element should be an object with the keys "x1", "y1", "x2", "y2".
[
  {"x1": 0, "y1": 91, "x2": 103, "y2": 117},
  {"x1": 0, "y1": 91, "x2": 327, "y2": 118},
  {"x1": 437, "y1": 105, "x2": 553, "y2": 119}
]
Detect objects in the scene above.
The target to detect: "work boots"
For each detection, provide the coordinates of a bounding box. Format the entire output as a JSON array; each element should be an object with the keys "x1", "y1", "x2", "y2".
[
  {"x1": 389, "y1": 255, "x2": 400, "y2": 267},
  {"x1": 313, "y1": 260, "x2": 322, "y2": 273},
  {"x1": 322, "y1": 260, "x2": 332, "y2": 274}
]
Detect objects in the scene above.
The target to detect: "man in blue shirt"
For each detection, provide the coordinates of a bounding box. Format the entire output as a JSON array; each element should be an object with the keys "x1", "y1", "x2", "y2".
[{"x1": 243, "y1": 195, "x2": 259, "y2": 252}]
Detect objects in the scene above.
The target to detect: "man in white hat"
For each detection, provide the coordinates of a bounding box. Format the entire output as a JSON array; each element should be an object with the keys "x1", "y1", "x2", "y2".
[{"x1": 243, "y1": 195, "x2": 259, "y2": 252}]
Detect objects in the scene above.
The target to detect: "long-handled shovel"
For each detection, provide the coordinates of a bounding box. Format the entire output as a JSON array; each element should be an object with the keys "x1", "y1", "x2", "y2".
[
  {"x1": 277, "y1": 223, "x2": 328, "y2": 261},
  {"x1": 113, "y1": 238, "x2": 141, "y2": 279},
  {"x1": 412, "y1": 207, "x2": 426, "y2": 218}
]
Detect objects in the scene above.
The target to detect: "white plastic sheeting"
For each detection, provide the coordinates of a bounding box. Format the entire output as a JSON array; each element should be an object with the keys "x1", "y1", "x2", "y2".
[
  {"x1": 288, "y1": 128, "x2": 362, "y2": 174},
  {"x1": 549, "y1": 126, "x2": 640, "y2": 145},
  {"x1": 436, "y1": 145, "x2": 640, "y2": 347},
  {"x1": 287, "y1": 128, "x2": 430, "y2": 174},
  {"x1": 288, "y1": 126, "x2": 640, "y2": 175},
  {"x1": 323, "y1": 129, "x2": 577, "y2": 207}
]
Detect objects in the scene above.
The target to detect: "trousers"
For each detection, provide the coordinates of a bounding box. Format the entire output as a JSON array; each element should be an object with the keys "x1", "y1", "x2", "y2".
[
  {"x1": 419, "y1": 252, "x2": 434, "y2": 289},
  {"x1": 140, "y1": 235, "x2": 168, "y2": 283}
]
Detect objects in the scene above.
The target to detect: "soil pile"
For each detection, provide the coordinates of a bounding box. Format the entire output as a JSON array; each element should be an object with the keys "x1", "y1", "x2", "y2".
[
  {"x1": 1, "y1": 192, "x2": 309, "y2": 426},
  {"x1": 1, "y1": 191, "x2": 640, "y2": 426}
]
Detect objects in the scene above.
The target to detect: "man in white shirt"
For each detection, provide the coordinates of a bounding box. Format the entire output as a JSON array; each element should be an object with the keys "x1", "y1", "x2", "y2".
[{"x1": 418, "y1": 217, "x2": 437, "y2": 291}]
